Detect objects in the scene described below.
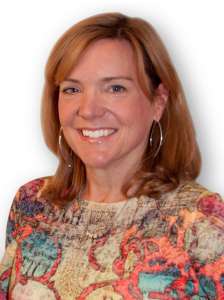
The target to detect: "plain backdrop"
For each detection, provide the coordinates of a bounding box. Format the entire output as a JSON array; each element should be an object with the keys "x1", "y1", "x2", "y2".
[{"x1": 0, "y1": 0, "x2": 223, "y2": 258}]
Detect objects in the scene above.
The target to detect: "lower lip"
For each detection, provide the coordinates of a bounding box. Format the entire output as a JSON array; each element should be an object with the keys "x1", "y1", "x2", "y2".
[{"x1": 77, "y1": 130, "x2": 117, "y2": 143}]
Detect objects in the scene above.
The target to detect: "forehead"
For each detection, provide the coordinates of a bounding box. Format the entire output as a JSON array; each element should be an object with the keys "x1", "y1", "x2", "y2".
[{"x1": 67, "y1": 38, "x2": 138, "y2": 80}]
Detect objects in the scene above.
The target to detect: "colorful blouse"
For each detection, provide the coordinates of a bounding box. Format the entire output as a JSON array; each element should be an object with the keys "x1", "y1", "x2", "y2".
[{"x1": 0, "y1": 177, "x2": 224, "y2": 299}]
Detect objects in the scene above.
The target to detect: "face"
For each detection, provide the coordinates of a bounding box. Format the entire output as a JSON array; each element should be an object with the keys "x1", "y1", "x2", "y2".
[{"x1": 58, "y1": 38, "x2": 167, "y2": 171}]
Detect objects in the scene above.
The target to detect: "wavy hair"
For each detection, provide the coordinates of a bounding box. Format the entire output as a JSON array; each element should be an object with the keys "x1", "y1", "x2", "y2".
[{"x1": 40, "y1": 12, "x2": 201, "y2": 206}]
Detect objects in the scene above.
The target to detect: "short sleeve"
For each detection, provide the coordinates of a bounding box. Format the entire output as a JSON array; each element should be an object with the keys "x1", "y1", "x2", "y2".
[
  {"x1": 0, "y1": 187, "x2": 21, "y2": 299},
  {"x1": 185, "y1": 191, "x2": 224, "y2": 299}
]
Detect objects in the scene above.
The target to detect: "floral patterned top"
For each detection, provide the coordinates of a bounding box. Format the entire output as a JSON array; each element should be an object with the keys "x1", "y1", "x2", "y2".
[{"x1": 0, "y1": 177, "x2": 224, "y2": 299}]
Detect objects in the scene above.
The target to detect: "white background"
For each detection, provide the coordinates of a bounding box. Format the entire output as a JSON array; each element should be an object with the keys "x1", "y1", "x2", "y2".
[{"x1": 0, "y1": 0, "x2": 223, "y2": 258}]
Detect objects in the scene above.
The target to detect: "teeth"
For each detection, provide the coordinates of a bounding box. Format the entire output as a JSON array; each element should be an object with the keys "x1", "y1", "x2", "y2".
[{"x1": 82, "y1": 129, "x2": 116, "y2": 138}]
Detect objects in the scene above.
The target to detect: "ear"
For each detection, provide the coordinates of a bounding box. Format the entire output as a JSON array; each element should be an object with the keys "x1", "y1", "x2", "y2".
[{"x1": 153, "y1": 83, "x2": 169, "y2": 121}]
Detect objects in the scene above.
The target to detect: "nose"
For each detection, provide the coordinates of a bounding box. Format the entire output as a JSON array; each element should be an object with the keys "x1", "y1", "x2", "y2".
[{"x1": 77, "y1": 90, "x2": 106, "y2": 120}]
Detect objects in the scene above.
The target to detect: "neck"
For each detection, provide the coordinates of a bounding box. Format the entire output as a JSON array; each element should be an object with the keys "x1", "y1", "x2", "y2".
[{"x1": 81, "y1": 160, "x2": 141, "y2": 203}]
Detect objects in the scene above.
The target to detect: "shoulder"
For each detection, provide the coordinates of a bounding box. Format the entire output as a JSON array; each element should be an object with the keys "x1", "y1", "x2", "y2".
[
  {"x1": 160, "y1": 180, "x2": 224, "y2": 248},
  {"x1": 5, "y1": 176, "x2": 52, "y2": 247},
  {"x1": 12, "y1": 176, "x2": 52, "y2": 218},
  {"x1": 173, "y1": 181, "x2": 224, "y2": 263},
  {"x1": 16, "y1": 176, "x2": 50, "y2": 197},
  {"x1": 174, "y1": 179, "x2": 224, "y2": 231},
  {"x1": 156, "y1": 180, "x2": 224, "y2": 234},
  {"x1": 166, "y1": 180, "x2": 223, "y2": 214}
]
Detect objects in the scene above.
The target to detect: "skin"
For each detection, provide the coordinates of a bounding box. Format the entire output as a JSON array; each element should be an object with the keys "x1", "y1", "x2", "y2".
[{"x1": 58, "y1": 38, "x2": 168, "y2": 203}]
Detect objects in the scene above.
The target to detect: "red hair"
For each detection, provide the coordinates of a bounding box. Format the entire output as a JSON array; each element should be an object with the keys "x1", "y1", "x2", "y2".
[{"x1": 40, "y1": 12, "x2": 201, "y2": 206}]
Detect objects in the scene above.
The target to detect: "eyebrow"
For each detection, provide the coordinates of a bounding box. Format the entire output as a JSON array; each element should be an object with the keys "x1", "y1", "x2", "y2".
[{"x1": 62, "y1": 76, "x2": 134, "y2": 84}]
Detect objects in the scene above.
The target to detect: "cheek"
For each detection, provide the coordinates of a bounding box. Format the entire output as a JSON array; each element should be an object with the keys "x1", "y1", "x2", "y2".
[
  {"x1": 130, "y1": 100, "x2": 154, "y2": 138},
  {"x1": 124, "y1": 97, "x2": 153, "y2": 127},
  {"x1": 58, "y1": 98, "x2": 65, "y2": 123},
  {"x1": 58, "y1": 99, "x2": 74, "y2": 125}
]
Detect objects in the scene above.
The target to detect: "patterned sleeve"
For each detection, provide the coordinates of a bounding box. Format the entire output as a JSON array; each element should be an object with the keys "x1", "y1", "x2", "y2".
[
  {"x1": 0, "y1": 177, "x2": 45, "y2": 299},
  {"x1": 0, "y1": 187, "x2": 21, "y2": 299},
  {"x1": 185, "y1": 191, "x2": 224, "y2": 299}
]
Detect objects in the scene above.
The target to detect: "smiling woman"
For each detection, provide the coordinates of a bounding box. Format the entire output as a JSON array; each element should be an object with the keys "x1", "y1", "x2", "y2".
[
  {"x1": 1, "y1": 11, "x2": 224, "y2": 300},
  {"x1": 57, "y1": 38, "x2": 163, "y2": 199}
]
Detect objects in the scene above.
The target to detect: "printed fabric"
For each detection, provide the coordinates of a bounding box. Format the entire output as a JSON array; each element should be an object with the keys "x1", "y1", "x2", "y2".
[{"x1": 0, "y1": 177, "x2": 224, "y2": 299}]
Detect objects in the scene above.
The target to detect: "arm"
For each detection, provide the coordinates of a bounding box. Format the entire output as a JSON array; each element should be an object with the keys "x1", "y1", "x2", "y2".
[
  {"x1": 0, "y1": 177, "x2": 46, "y2": 299},
  {"x1": 0, "y1": 187, "x2": 21, "y2": 299},
  {"x1": 186, "y1": 191, "x2": 224, "y2": 299}
]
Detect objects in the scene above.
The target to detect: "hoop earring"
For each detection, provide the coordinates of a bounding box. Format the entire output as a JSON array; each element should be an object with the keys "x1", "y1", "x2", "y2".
[
  {"x1": 149, "y1": 120, "x2": 163, "y2": 158},
  {"x1": 58, "y1": 126, "x2": 73, "y2": 168}
]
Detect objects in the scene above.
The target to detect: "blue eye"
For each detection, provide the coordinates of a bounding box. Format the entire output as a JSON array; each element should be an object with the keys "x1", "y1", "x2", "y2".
[
  {"x1": 62, "y1": 87, "x2": 80, "y2": 94},
  {"x1": 110, "y1": 85, "x2": 126, "y2": 93}
]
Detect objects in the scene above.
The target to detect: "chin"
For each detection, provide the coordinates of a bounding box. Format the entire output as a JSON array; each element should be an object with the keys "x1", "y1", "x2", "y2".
[
  {"x1": 83, "y1": 161, "x2": 111, "y2": 169},
  {"x1": 81, "y1": 157, "x2": 115, "y2": 169}
]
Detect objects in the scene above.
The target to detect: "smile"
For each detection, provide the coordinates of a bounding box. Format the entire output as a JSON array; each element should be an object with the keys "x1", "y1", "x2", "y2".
[
  {"x1": 82, "y1": 129, "x2": 116, "y2": 138},
  {"x1": 77, "y1": 128, "x2": 118, "y2": 143}
]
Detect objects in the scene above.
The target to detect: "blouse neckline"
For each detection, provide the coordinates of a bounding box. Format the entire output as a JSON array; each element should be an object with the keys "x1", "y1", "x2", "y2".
[{"x1": 77, "y1": 195, "x2": 139, "y2": 209}]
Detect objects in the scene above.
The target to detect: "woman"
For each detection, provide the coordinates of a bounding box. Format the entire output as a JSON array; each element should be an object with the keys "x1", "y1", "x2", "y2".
[{"x1": 1, "y1": 12, "x2": 224, "y2": 299}]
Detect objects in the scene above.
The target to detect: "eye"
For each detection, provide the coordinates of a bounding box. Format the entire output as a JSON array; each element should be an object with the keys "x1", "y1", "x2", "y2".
[
  {"x1": 109, "y1": 85, "x2": 126, "y2": 93},
  {"x1": 61, "y1": 87, "x2": 80, "y2": 94}
]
